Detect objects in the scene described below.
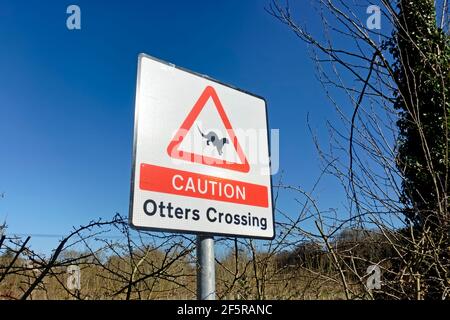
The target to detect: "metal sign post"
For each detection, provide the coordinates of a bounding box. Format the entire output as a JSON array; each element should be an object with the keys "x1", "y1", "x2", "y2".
[{"x1": 196, "y1": 235, "x2": 215, "y2": 300}]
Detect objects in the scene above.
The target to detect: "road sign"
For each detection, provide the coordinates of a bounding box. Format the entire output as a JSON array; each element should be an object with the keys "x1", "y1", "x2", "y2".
[{"x1": 129, "y1": 54, "x2": 274, "y2": 239}]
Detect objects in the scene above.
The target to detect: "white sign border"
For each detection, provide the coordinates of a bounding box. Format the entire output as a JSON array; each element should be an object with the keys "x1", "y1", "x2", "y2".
[{"x1": 129, "y1": 53, "x2": 275, "y2": 240}]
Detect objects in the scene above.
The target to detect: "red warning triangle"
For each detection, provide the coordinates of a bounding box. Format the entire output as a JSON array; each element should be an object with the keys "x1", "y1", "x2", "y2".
[{"x1": 167, "y1": 86, "x2": 250, "y2": 173}]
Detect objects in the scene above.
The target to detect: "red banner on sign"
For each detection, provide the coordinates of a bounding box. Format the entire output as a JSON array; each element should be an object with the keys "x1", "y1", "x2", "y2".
[{"x1": 139, "y1": 163, "x2": 269, "y2": 208}]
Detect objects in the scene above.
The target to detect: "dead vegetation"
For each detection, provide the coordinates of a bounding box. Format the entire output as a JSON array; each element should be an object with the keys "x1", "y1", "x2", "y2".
[{"x1": 0, "y1": 213, "x2": 399, "y2": 300}]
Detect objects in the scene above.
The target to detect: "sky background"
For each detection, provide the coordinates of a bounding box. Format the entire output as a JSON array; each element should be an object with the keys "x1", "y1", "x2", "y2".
[{"x1": 0, "y1": 0, "x2": 357, "y2": 253}]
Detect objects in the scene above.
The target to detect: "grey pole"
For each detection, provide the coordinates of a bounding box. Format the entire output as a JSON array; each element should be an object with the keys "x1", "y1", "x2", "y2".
[{"x1": 196, "y1": 234, "x2": 215, "y2": 300}]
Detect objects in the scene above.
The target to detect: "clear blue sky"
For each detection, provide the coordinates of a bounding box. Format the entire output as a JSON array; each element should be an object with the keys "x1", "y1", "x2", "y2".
[{"x1": 0, "y1": 0, "x2": 348, "y2": 252}]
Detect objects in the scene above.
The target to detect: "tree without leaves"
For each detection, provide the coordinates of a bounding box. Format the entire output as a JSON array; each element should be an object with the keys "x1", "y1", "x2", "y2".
[{"x1": 268, "y1": 0, "x2": 450, "y2": 299}]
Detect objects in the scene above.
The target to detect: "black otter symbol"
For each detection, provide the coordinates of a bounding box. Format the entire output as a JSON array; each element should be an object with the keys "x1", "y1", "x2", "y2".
[{"x1": 197, "y1": 125, "x2": 229, "y2": 156}]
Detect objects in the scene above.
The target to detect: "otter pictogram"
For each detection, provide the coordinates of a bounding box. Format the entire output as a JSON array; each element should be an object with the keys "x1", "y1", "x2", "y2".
[{"x1": 197, "y1": 125, "x2": 229, "y2": 156}]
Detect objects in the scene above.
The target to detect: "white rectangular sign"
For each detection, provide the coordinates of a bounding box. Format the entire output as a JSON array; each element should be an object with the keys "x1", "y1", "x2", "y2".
[{"x1": 129, "y1": 54, "x2": 274, "y2": 239}]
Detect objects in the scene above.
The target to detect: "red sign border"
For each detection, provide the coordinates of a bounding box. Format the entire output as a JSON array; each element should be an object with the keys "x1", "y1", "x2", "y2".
[{"x1": 167, "y1": 86, "x2": 250, "y2": 173}]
